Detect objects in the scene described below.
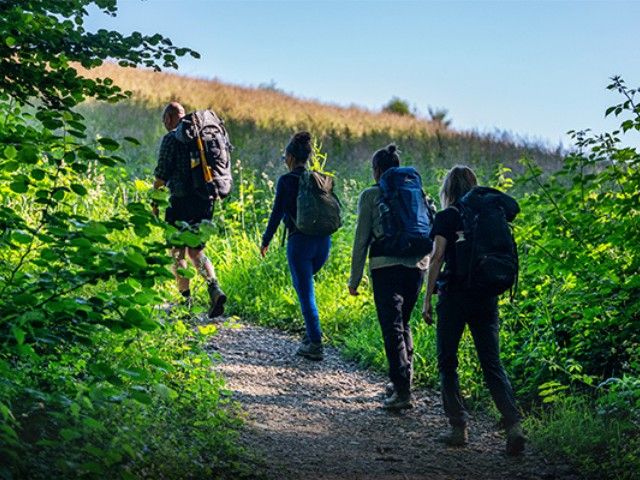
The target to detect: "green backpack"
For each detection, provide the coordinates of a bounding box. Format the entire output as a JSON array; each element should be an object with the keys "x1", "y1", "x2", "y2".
[{"x1": 295, "y1": 170, "x2": 342, "y2": 236}]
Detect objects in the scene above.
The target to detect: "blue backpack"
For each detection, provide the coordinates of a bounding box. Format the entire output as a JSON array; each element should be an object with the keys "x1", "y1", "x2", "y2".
[{"x1": 372, "y1": 167, "x2": 435, "y2": 257}]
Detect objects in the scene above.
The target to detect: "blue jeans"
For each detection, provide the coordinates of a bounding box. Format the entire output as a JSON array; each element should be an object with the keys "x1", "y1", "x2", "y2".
[{"x1": 287, "y1": 234, "x2": 331, "y2": 343}]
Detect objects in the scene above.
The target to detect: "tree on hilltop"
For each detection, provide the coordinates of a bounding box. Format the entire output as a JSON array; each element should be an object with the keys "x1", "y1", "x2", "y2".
[{"x1": 383, "y1": 96, "x2": 415, "y2": 117}]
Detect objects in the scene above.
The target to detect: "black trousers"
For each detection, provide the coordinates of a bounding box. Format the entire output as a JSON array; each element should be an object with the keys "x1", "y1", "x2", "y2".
[
  {"x1": 371, "y1": 265, "x2": 424, "y2": 395},
  {"x1": 436, "y1": 289, "x2": 521, "y2": 428}
]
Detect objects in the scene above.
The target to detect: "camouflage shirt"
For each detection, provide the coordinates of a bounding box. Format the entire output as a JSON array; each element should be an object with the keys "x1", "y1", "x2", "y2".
[{"x1": 154, "y1": 130, "x2": 193, "y2": 198}]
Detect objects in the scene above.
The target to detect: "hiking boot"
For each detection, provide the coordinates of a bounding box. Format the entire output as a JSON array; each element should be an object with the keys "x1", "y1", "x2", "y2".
[
  {"x1": 382, "y1": 391, "x2": 412, "y2": 410},
  {"x1": 385, "y1": 382, "x2": 395, "y2": 398},
  {"x1": 505, "y1": 422, "x2": 526, "y2": 456},
  {"x1": 296, "y1": 341, "x2": 324, "y2": 361},
  {"x1": 437, "y1": 426, "x2": 468, "y2": 446},
  {"x1": 207, "y1": 281, "x2": 227, "y2": 318}
]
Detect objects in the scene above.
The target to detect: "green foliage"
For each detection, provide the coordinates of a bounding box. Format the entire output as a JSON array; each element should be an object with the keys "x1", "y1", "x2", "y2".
[
  {"x1": 382, "y1": 97, "x2": 415, "y2": 117},
  {"x1": 0, "y1": 2, "x2": 247, "y2": 478},
  {"x1": 0, "y1": 0, "x2": 199, "y2": 110},
  {"x1": 527, "y1": 395, "x2": 639, "y2": 480}
]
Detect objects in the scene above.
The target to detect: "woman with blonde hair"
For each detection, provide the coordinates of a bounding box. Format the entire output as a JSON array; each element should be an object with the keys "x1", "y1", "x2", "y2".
[{"x1": 422, "y1": 165, "x2": 526, "y2": 455}]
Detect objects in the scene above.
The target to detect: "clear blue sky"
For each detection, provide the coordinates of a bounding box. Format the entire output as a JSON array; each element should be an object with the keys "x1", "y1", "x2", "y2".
[{"x1": 86, "y1": 0, "x2": 640, "y2": 148}]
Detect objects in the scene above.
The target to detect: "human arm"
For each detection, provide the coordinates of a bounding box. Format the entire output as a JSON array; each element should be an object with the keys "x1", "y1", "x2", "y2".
[
  {"x1": 260, "y1": 176, "x2": 287, "y2": 253},
  {"x1": 422, "y1": 235, "x2": 446, "y2": 324},
  {"x1": 348, "y1": 190, "x2": 374, "y2": 294}
]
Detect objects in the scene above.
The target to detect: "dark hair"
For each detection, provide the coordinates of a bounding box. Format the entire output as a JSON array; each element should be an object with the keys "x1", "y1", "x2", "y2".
[
  {"x1": 372, "y1": 144, "x2": 400, "y2": 174},
  {"x1": 285, "y1": 131, "x2": 312, "y2": 163}
]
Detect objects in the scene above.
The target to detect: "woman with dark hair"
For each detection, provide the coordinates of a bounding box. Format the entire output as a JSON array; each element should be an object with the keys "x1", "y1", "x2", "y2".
[
  {"x1": 348, "y1": 144, "x2": 429, "y2": 410},
  {"x1": 260, "y1": 132, "x2": 330, "y2": 360},
  {"x1": 422, "y1": 165, "x2": 526, "y2": 455}
]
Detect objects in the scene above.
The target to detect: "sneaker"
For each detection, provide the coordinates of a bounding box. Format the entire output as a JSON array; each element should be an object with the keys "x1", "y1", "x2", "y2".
[
  {"x1": 382, "y1": 391, "x2": 412, "y2": 410},
  {"x1": 207, "y1": 282, "x2": 227, "y2": 318},
  {"x1": 505, "y1": 422, "x2": 526, "y2": 456},
  {"x1": 385, "y1": 382, "x2": 395, "y2": 398},
  {"x1": 437, "y1": 426, "x2": 468, "y2": 447},
  {"x1": 296, "y1": 341, "x2": 324, "y2": 361}
]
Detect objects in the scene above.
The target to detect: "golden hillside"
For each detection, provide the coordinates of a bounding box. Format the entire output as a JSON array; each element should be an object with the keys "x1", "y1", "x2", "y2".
[{"x1": 81, "y1": 63, "x2": 441, "y2": 138}]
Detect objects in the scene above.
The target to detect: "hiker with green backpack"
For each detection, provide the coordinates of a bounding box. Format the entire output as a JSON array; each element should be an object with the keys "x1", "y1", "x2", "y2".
[
  {"x1": 422, "y1": 165, "x2": 526, "y2": 455},
  {"x1": 348, "y1": 144, "x2": 435, "y2": 410},
  {"x1": 260, "y1": 131, "x2": 342, "y2": 360}
]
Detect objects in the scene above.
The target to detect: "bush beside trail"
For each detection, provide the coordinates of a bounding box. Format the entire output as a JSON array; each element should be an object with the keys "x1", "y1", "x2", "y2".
[{"x1": 0, "y1": 1, "x2": 251, "y2": 478}]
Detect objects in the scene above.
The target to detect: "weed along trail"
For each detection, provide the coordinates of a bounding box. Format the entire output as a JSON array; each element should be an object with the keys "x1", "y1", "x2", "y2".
[{"x1": 208, "y1": 321, "x2": 580, "y2": 480}]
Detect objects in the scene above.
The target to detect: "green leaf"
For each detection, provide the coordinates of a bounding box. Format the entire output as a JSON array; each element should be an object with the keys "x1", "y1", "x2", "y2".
[
  {"x1": 71, "y1": 184, "x2": 88, "y2": 196},
  {"x1": 154, "y1": 383, "x2": 178, "y2": 401},
  {"x1": 5, "y1": 36, "x2": 16, "y2": 47},
  {"x1": 176, "y1": 267, "x2": 195, "y2": 279},
  {"x1": 9, "y1": 180, "x2": 28, "y2": 193},
  {"x1": 132, "y1": 292, "x2": 154, "y2": 305},
  {"x1": 83, "y1": 222, "x2": 108, "y2": 237},
  {"x1": 11, "y1": 231, "x2": 32, "y2": 244},
  {"x1": 60, "y1": 428, "x2": 82, "y2": 441},
  {"x1": 3, "y1": 145, "x2": 17, "y2": 159},
  {"x1": 97, "y1": 138, "x2": 120, "y2": 151},
  {"x1": 124, "y1": 251, "x2": 147, "y2": 269},
  {"x1": 148, "y1": 356, "x2": 173, "y2": 372},
  {"x1": 30, "y1": 168, "x2": 46, "y2": 181},
  {"x1": 123, "y1": 308, "x2": 145, "y2": 327},
  {"x1": 12, "y1": 326, "x2": 25, "y2": 345},
  {"x1": 130, "y1": 390, "x2": 152, "y2": 405},
  {"x1": 123, "y1": 136, "x2": 140, "y2": 145},
  {"x1": 18, "y1": 146, "x2": 39, "y2": 164}
]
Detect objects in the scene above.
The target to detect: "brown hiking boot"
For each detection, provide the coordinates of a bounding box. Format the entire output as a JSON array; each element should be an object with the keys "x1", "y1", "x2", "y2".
[
  {"x1": 506, "y1": 422, "x2": 526, "y2": 456},
  {"x1": 437, "y1": 426, "x2": 468, "y2": 446},
  {"x1": 207, "y1": 281, "x2": 227, "y2": 318},
  {"x1": 382, "y1": 391, "x2": 412, "y2": 410}
]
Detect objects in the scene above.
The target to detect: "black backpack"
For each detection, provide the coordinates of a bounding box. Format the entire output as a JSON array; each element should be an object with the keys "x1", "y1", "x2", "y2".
[
  {"x1": 295, "y1": 170, "x2": 342, "y2": 236},
  {"x1": 453, "y1": 187, "x2": 520, "y2": 296},
  {"x1": 174, "y1": 110, "x2": 233, "y2": 200},
  {"x1": 372, "y1": 167, "x2": 436, "y2": 257}
]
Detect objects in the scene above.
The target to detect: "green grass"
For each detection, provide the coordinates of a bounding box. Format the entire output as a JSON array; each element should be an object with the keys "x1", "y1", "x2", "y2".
[{"x1": 527, "y1": 396, "x2": 640, "y2": 480}]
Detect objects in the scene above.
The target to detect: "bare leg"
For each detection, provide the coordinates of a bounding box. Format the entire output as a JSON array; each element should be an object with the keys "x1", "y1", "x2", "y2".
[
  {"x1": 171, "y1": 247, "x2": 190, "y2": 293},
  {"x1": 186, "y1": 247, "x2": 217, "y2": 283},
  {"x1": 187, "y1": 247, "x2": 226, "y2": 317}
]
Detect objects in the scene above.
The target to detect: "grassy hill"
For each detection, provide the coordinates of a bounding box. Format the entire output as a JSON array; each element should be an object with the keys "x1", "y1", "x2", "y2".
[{"x1": 78, "y1": 63, "x2": 561, "y2": 179}]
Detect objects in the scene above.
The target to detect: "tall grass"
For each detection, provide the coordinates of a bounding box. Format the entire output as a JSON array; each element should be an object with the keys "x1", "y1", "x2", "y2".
[{"x1": 77, "y1": 64, "x2": 562, "y2": 181}]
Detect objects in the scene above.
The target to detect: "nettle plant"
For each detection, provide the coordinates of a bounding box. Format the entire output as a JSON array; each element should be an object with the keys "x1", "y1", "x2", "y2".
[{"x1": 0, "y1": 0, "x2": 206, "y2": 472}]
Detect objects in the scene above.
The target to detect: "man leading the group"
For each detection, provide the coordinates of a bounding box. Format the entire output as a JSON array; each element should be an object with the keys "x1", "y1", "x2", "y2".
[{"x1": 152, "y1": 101, "x2": 226, "y2": 317}]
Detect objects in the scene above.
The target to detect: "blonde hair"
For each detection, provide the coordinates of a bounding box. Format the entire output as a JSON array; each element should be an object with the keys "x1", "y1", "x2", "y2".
[{"x1": 439, "y1": 165, "x2": 478, "y2": 209}]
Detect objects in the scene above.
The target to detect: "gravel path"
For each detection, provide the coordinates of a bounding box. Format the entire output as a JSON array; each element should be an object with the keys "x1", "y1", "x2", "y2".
[{"x1": 208, "y1": 320, "x2": 580, "y2": 480}]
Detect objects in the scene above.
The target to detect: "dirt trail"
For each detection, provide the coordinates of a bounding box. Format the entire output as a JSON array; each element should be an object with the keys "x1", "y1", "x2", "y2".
[{"x1": 208, "y1": 321, "x2": 580, "y2": 480}]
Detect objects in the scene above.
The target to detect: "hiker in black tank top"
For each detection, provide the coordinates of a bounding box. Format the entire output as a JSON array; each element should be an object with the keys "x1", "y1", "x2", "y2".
[{"x1": 422, "y1": 165, "x2": 526, "y2": 456}]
